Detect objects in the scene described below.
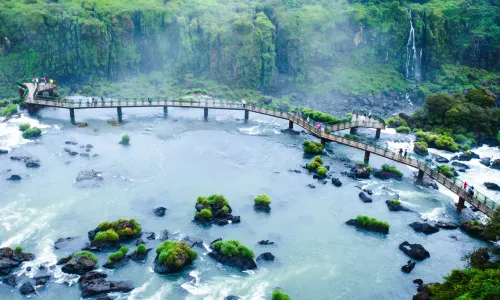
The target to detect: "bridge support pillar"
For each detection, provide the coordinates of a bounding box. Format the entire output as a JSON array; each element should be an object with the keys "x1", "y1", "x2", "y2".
[
  {"x1": 457, "y1": 197, "x2": 466, "y2": 214},
  {"x1": 163, "y1": 106, "x2": 168, "y2": 118},
  {"x1": 320, "y1": 138, "x2": 328, "y2": 146},
  {"x1": 364, "y1": 150, "x2": 370, "y2": 165},
  {"x1": 289, "y1": 120, "x2": 293, "y2": 129},
  {"x1": 244, "y1": 109, "x2": 249, "y2": 122},
  {"x1": 375, "y1": 128, "x2": 381, "y2": 139},
  {"x1": 350, "y1": 127, "x2": 356, "y2": 135},
  {"x1": 69, "y1": 108, "x2": 75, "y2": 124},
  {"x1": 204, "y1": 107, "x2": 208, "y2": 121},
  {"x1": 117, "y1": 107, "x2": 123, "y2": 124},
  {"x1": 417, "y1": 169, "x2": 424, "y2": 179}
]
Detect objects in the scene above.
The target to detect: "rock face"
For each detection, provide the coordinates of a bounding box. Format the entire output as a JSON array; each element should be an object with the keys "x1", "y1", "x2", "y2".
[
  {"x1": 484, "y1": 182, "x2": 500, "y2": 191},
  {"x1": 435, "y1": 221, "x2": 459, "y2": 230},
  {"x1": 2, "y1": 274, "x2": 17, "y2": 286},
  {"x1": 6, "y1": 174, "x2": 21, "y2": 181},
  {"x1": 10, "y1": 156, "x2": 40, "y2": 168},
  {"x1": 79, "y1": 271, "x2": 134, "y2": 298},
  {"x1": 256, "y1": 252, "x2": 275, "y2": 261},
  {"x1": 61, "y1": 255, "x2": 96, "y2": 275},
  {"x1": 0, "y1": 247, "x2": 36, "y2": 275},
  {"x1": 456, "y1": 152, "x2": 480, "y2": 161},
  {"x1": 208, "y1": 240, "x2": 257, "y2": 271},
  {"x1": 451, "y1": 161, "x2": 470, "y2": 170},
  {"x1": 349, "y1": 164, "x2": 370, "y2": 179},
  {"x1": 385, "y1": 200, "x2": 413, "y2": 212},
  {"x1": 345, "y1": 219, "x2": 389, "y2": 234},
  {"x1": 399, "y1": 242, "x2": 430, "y2": 261},
  {"x1": 153, "y1": 207, "x2": 167, "y2": 217},
  {"x1": 413, "y1": 144, "x2": 428, "y2": 156},
  {"x1": 34, "y1": 275, "x2": 50, "y2": 286},
  {"x1": 401, "y1": 260, "x2": 416, "y2": 273},
  {"x1": 459, "y1": 222, "x2": 488, "y2": 240},
  {"x1": 20, "y1": 281, "x2": 36, "y2": 295},
  {"x1": 409, "y1": 222, "x2": 440, "y2": 235},
  {"x1": 332, "y1": 178, "x2": 342, "y2": 187},
  {"x1": 358, "y1": 192, "x2": 372, "y2": 203}
]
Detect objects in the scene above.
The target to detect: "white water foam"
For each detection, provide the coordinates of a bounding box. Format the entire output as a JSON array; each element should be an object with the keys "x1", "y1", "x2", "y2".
[{"x1": 0, "y1": 113, "x2": 51, "y2": 151}]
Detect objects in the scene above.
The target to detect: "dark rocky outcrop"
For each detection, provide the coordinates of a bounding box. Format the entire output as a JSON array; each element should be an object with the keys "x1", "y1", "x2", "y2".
[
  {"x1": 224, "y1": 296, "x2": 241, "y2": 300},
  {"x1": 65, "y1": 141, "x2": 77, "y2": 145},
  {"x1": 194, "y1": 201, "x2": 241, "y2": 226},
  {"x1": 459, "y1": 221, "x2": 488, "y2": 240},
  {"x1": 145, "y1": 232, "x2": 156, "y2": 240},
  {"x1": 256, "y1": 252, "x2": 275, "y2": 262},
  {"x1": 34, "y1": 275, "x2": 51, "y2": 286},
  {"x1": 455, "y1": 152, "x2": 480, "y2": 161},
  {"x1": 61, "y1": 255, "x2": 96, "y2": 275},
  {"x1": 363, "y1": 189, "x2": 373, "y2": 195},
  {"x1": 183, "y1": 236, "x2": 203, "y2": 248},
  {"x1": 10, "y1": 156, "x2": 40, "y2": 168},
  {"x1": 79, "y1": 271, "x2": 134, "y2": 298},
  {"x1": 348, "y1": 164, "x2": 371, "y2": 179},
  {"x1": 6, "y1": 174, "x2": 21, "y2": 181},
  {"x1": 208, "y1": 239, "x2": 257, "y2": 271},
  {"x1": 433, "y1": 154, "x2": 449, "y2": 163},
  {"x1": 401, "y1": 260, "x2": 416, "y2": 273},
  {"x1": 399, "y1": 242, "x2": 430, "y2": 261},
  {"x1": 435, "y1": 221, "x2": 459, "y2": 230},
  {"x1": 413, "y1": 279, "x2": 423, "y2": 286},
  {"x1": 451, "y1": 161, "x2": 470, "y2": 170},
  {"x1": 258, "y1": 240, "x2": 274, "y2": 245},
  {"x1": 75, "y1": 170, "x2": 103, "y2": 186},
  {"x1": 409, "y1": 222, "x2": 440, "y2": 235},
  {"x1": 0, "y1": 247, "x2": 36, "y2": 275},
  {"x1": 358, "y1": 192, "x2": 372, "y2": 203},
  {"x1": 345, "y1": 219, "x2": 389, "y2": 234},
  {"x1": 490, "y1": 159, "x2": 500, "y2": 170},
  {"x1": 307, "y1": 183, "x2": 316, "y2": 188},
  {"x1": 2, "y1": 274, "x2": 17, "y2": 286},
  {"x1": 0, "y1": 149, "x2": 8, "y2": 155},
  {"x1": 128, "y1": 248, "x2": 152, "y2": 263},
  {"x1": 413, "y1": 144, "x2": 428, "y2": 156},
  {"x1": 103, "y1": 256, "x2": 129, "y2": 269},
  {"x1": 288, "y1": 169, "x2": 302, "y2": 174},
  {"x1": 56, "y1": 255, "x2": 73, "y2": 265},
  {"x1": 153, "y1": 207, "x2": 167, "y2": 217},
  {"x1": 412, "y1": 283, "x2": 440, "y2": 300},
  {"x1": 20, "y1": 281, "x2": 36, "y2": 295},
  {"x1": 331, "y1": 178, "x2": 342, "y2": 186},
  {"x1": 385, "y1": 200, "x2": 413, "y2": 212},
  {"x1": 373, "y1": 169, "x2": 402, "y2": 180},
  {"x1": 54, "y1": 236, "x2": 86, "y2": 251},
  {"x1": 480, "y1": 157, "x2": 491, "y2": 167},
  {"x1": 484, "y1": 182, "x2": 500, "y2": 191},
  {"x1": 414, "y1": 174, "x2": 439, "y2": 190}
]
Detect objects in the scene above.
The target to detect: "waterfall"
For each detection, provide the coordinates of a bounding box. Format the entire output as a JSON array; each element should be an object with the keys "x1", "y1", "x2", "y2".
[{"x1": 405, "y1": 9, "x2": 420, "y2": 81}]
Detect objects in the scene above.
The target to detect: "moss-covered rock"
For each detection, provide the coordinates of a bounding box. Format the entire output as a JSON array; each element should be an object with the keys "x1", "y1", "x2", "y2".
[
  {"x1": 153, "y1": 241, "x2": 197, "y2": 274},
  {"x1": 88, "y1": 219, "x2": 142, "y2": 249},
  {"x1": 303, "y1": 140, "x2": 323, "y2": 154},
  {"x1": 208, "y1": 239, "x2": 256, "y2": 270},
  {"x1": 194, "y1": 194, "x2": 240, "y2": 226}
]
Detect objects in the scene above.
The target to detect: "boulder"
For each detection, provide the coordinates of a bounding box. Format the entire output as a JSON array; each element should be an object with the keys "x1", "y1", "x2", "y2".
[
  {"x1": 258, "y1": 240, "x2": 274, "y2": 245},
  {"x1": 7, "y1": 175, "x2": 21, "y2": 181},
  {"x1": 401, "y1": 260, "x2": 416, "y2": 273},
  {"x1": 61, "y1": 255, "x2": 96, "y2": 275},
  {"x1": 480, "y1": 157, "x2": 491, "y2": 167},
  {"x1": 153, "y1": 207, "x2": 167, "y2": 217},
  {"x1": 435, "y1": 221, "x2": 459, "y2": 230},
  {"x1": 256, "y1": 252, "x2": 275, "y2": 262},
  {"x1": 484, "y1": 182, "x2": 500, "y2": 191},
  {"x1": 80, "y1": 153, "x2": 90, "y2": 157},
  {"x1": 413, "y1": 144, "x2": 428, "y2": 156},
  {"x1": 10, "y1": 156, "x2": 41, "y2": 168},
  {"x1": 0, "y1": 247, "x2": 35, "y2": 275},
  {"x1": 254, "y1": 204, "x2": 271, "y2": 213},
  {"x1": 103, "y1": 256, "x2": 129, "y2": 269},
  {"x1": 363, "y1": 189, "x2": 373, "y2": 195},
  {"x1": 128, "y1": 248, "x2": 152, "y2": 263},
  {"x1": 490, "y1": 159, "x2": 500, "y2": 170},
  {"x1": 225, "y1": 296, "x2": 241, "y2": 300},
  {"x1": 414, "y1": 174, "x2": 439, "y2": 190},
  {"x1": 457, "y1": 152, "x2": 480, "y2": 161},
  {"x1": 34, "y1": 275, "x2": 51, "y2": 286},
  {"x1": 2, "y1": 274, "x2": 17, "y2": 287},
  {"x1": 409, "y1": 222, "x2": 440, "y2": 235},
  {"x1": 65, "y1": 141, "x2": 77, "y2": 145},
  {"x1": 385, "y1": 200, "x2": 413, "y2": 212},
  {"x1": 208, "y1": 240, "x2": 257, "y2": 271},
  {"x1": 0, "y1": 149, "x2": 8, "y2": 155},
  {"x1": 451, "y1": 161, "x2": 469, "y2": 170},
  {"x1": 76, "y1": 170, "x2": 103, "y2": 182},
  {"x1": 413, "y1": 283, "x2": 440, "y2": 300},
  {"x1": 86, "y1": 144, "x2": 94, "y2": 149},
  {"x1": 350, "y1": 164, "x2": 370, "y2": 179},
  {"x1": 54, "y1": 236, "x2": 86, "y2": 251},
  {"x1": 307, "y1": 183, "x2": 316, "y2": 188},
  {"x1": 183, "y1": 236, "x2": 204, "y2": 248},
  {"x1": 146, "y1": 232, "x2": 156, "y2": 240},
  {"x1": 345, "y1": 219, "x2": 389, "y2": 234},
  {"x1": 413, "y1": 279, "x2": 423, "y2": 286},
  {"x1": 358, "y1": 192, "x2": 372, "y2": 203},
  {"x1": 433, "y1": 154, "x2": 449, "y2": 163},
  {"x1": 373, "y1": 169, "x2": 402, "y2": 181},
  {"x1": 459, "y1": 222, "x2": 488, "y2": 240},
  {"x1": 399, "y1": 242, "x2": 430, "y2": 261},
  {"x1": 56, "y1": 255, "x2": 73, "y2": 265},
  {"x1": 332, "y1": 178, "x2": 342, "y2": 187},
  {"x1": 20, "y1": 281, "x2": 35, "y2": 295},
  {"x1": 288, "y1": 169, "x2": 302, "y2": 174},
  {"x1": 79, "y1": 271, "x2": 134, "y2": 298}
]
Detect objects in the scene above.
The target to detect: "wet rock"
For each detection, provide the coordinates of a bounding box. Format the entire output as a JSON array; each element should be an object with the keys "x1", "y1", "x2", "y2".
[
  {"x1": 96, "y1": 297, "x2": 113, "y2": 300},
  {"x1": 85, "y1": 149, "x2": 91, "y2": 152},
  {"x1": 86, "y1": 144, "x2": 94, "y2": 149},
  {"x1": 288, "y1": 169, "x2": 301, "y2": 174},
  {"x1": 224, "y1": 296, "x2": 241, "y2": 300},
  {"x1": 20, "y1": 281, "x2": 35, "y2": 295},
  {"x1": 256, "y1": 252, "x2": 275, "y2": 261},
  {"x1": 258, "y1": 240, "x2": 274, "y2": 245},
  {"x1": 484, "y1": 182, "x2": 500, "y2": 191},
  {"x1": 489, "y1": 159, "x2": 500, "y2": 170},
  {"x1": 128, "y1": 248, "x2": 152, "y2": 263},
  {"x1": 79, "y1": 271, "x2": 133, "y2": 298},
  {"x1": 10, "y1": 156, "x2": 41, "y2": 168},
  {"x1": 349, "y1": 164, "x2": 370, "y2": 179},
  {"x1": 457, "y1": 152, "x2": 480, "y2": 161},
  {"x1": 153, "y1": 207, "x2": 167, "y2": 217},
  {"x1": 401, "y1": 260, "x2": 416, "y2": 273},
  {"x1": 399, "y1": 241, "x2": 430, "y2": 261},
  {"x1": 414, "y1": 174, "x2": 438, "y2": 190},
  {"x1": 363, "y1": 189, "x2": 373, "y2": 195},
  {"x1": 413, "y1": 283, "x2": 440, "y2": 300},
  {"x1": 480, "y1": 157, "x2": 491, "y2": 167},
  {"x1": 146, "y1": 232, "x2": 156, "y2": 240},
  {"x1": 70, "y1": 151, "x2": 79, "y2": 156},
  {"x1": 433, "y1": 154, "x2": 449, "y2": 163},
  {"x1": 358, "y1": 192, "x2": 372, "y2": 203},
  {"x1": 459, "y1": 221, "x2": 488, "y2": 241},
  {"x1": 61, "y1": 255, "x2": 96, "y2": 275},
  {"x1": 0, "y1": 247, "x2": 35, "y2": 275},
  {"x1": 159, "y1": 230, "x2": 169, "y2": 241},
  {"x1": 183, "y1": 236, "x2": 203, "y2": 248},
  {"x1": 413, "y1": 279, "x2": 423, "y2": 286},
  {"x1": 409, "y1": 222, "x2": 440, "y2": 235},
  {"x1": 76, "y1": 170, "x2": 103, "y2": 182},
  {"x1": 56, "y1": 255, "x2": 73, "y2": 265},
  {"x1": 254, "y1": 204, "x2": 271, "y2": 213},
  {"x1": 80, "y1": 153, "x2": 90, "y2": 157},
  {"x1": 54, "y1": 237, "x2": 82, "y2": 250},
  {"x1": 385, "y1": 200, "x2": 413, "y2": 212},
  {"x1": 451, "y1": 161, "x2": 470, "y2": 170},
  {"x1": 373, "y1": 169, "x2": 402, "y2": 181},
  {"x1": 26, "y1": 266, "x2": 32, "y2": 272},
  {"x1": 332, "y1": 177, "x2": 342, "y2": 187},
  {"x1": 345, "y1": 219, "x2": 389, "y2": 234},
  {"x1": 307, "y1": 183, "x2": 316, "y2": 188},
  {"x1": 34, "y1": 275, "x2": 51, "y2": 286},
  {"x1": 0, "y1": 149, "x2": 8, "y2": 155},
  {"x1": 7, "y1": 174, "x2": 21, "y2": 181},
  {"x1": 65, "y1": 141, "x2": 77, "y2": 145},
  {"x1": 413, "y1": 144, "x2": 428, "y2": 156},
  {"x1": 208, "y1": 239, "x2": 257, "y2": 271},
  {"x1": 435, "y1": 221, "x2": 459, "y2": 230},
  {"x1": 103, "y1": 256, "x2": 129, "y2": 269},
  {"x1": 2, "y1": 274, "x2": 17, "y2": 286}
]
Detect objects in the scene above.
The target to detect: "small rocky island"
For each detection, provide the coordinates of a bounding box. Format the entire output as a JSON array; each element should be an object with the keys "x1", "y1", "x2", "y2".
[
  {"x1": 194, "y1": 194, "x2": 240, "y2": 225},
  {"x1": 87, "y1": 218, "x2": 142, "y2": 250},
  {"x1": 346, "y1": 215, "x2": 390, "y2": 234},
  {"x1": 254, "y1": 194, "x2": 272, "y2": 212},
  {"x1": 153, "y1": 241, "x2": 198, "y2": 274},
  {"x1": 208, "y1": 239, "x2": 257, "y2": 270}
]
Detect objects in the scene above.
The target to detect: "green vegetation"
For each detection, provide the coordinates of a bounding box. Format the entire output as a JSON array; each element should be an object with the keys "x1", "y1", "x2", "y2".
[
  {"x1": 195, "y1": 194, "x2": 230, "y2": 221},
  {"x1": 386, "y1": 117, "x2": 408, "y2": 128},
  {"x1": 301, "y1": 107, "x2": 338, "y2": 124},
  {"x1": 390, "y1": 200, "x2": 401, "y2": 205},
  {"x1": 18, "y1": 123, "x2": 30, "y2": 132},
  {"x1": 317, "y1": 167, "x2": 328, "y2": 176},
  {"x1": 437, "y1": 165, "x2": 455, "y2": 179},
  {"x1": 306, "y1": 161, "x2": 321, "y2": 171},
  {"x1": 196, "y1": 208, "x2": 213, "y2": 221},
  {"x1": 344, "y1": 133, "x2": 359, "y2": 141},
  {"x1": 135, "y1": 244, "x2": 147, "y2": 255},
  {"x1": 414, "y1": 141, "x2": 428, "y2": 155},
  {"x1": 395, "y1": 126, "x2": 410, "y2": 134},
  {"x1": 313, "y1": 156, "x2": 323, "y2": 165},
  {"x1": 186, "y1": 89, "x2": 208, "y2": 95},
  {"x1": 14, "y1": 246, "x2": 23, "y2": 254},
  {"x1": 483, "y1": 207, "x2": 500, "y2": 241},
  {"x1": 108, "y1": 246, "x2": 129, "y2": 263},
  {"x1": 156, "y1": 241, "x2": 197, "y2": 268},
  {"x1": 272, "y1": 290, "x2": 292, "y2": 300},
  {"x1": 254, "y1": 194, "x2": 271, "y2": 206},
  {"x1": 212, "y1": 240, "x2": 254, "y2": 259},
  {"x1": 1, "y1": 104, "x2": 17, "y2": 117},
  {"x1": 415, "y1": 131, "x2": 459, "y2": 152},
  {"x1": 356, "y1": 215, "x2": 390, "y2": 229},
  {"x1": 381, "y1": 164, "x2": 403, "y2": 178},
  {"x1": 303, "y1": 140, "x2": 323, "y2": 154},
  {"x1": 22, "y1": 127, "x2": 42, "y2": 139},
  {"x1": 121, "y1": 135, "x2": 130, "y2": 145},
  {"x1": 73, "y1": 251, "x2": 98, "y2": 263},
  {"x1": 94, "y1": 219, "x2": 142, "y2": 242}
]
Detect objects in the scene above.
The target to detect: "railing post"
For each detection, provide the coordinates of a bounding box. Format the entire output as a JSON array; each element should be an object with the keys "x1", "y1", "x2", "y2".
[
  {"x1": 417, "y1": 169, "x2": 424, "y2": 179},
  {"x1": 320, "y1": 138, "x2": 327, "y2": 146},
  {"x1": 364, "y1": 150, "x2": 370, "y2": 165}
]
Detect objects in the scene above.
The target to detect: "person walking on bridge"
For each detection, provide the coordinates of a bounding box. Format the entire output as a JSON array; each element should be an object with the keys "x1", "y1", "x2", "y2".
[
  {"x1": 368, "y1": 111, "x2": 372, "y2": 122},
  {"x1": 403, "y1": 149, "x2": 408, "y2": 159},
  {"x1": 398, "y1": 148, "x2": 403, "y2": 157},
  {"x1": 463, "y1": 182, "x2": 468, "y2": 190},
  {"x1": 355, "y1": 111, "x2": 359, "y2": 120},
  {"x1": 242, "y1": 99, "x2": 247, "y2": 108}
]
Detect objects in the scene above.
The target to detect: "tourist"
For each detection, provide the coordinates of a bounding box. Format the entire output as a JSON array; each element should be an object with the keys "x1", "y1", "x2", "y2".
[
  {"x1": 468, "y1": 186, "x2": 475, "y2": 197},
  {"x1": 403, "y1": 149, "x2": 408, "y2": 158},
  {"x1": 43, "y1": 77, "x2": 47, "y2": 83},
  {"x1": 252, "y1": 103, "x2": 256, "y2": 109},
  {"x1": 463, "y1": 182, "x2": 468, "y2": 190},
  {"x1": 368, "y1": 111, "x2": 372, "y2": 121},
  {"x1": 242, "y1": 99, "x2": 246, "y2": 108},
  {"x1": 148, "y1": 97, "x2": 152, "y2": 104},
  {"x1": 101, "y1": 96, "x2": 104, "y2": 105},
  {"x1": 87, "y1": 98, "x2": 90, "y2": 106},
  {"x1": 398, "y1": 148, "x2": 403, "y2": 157},
  {"x1": 355, "y1": 111, "x2": 359, "y2": 120},
  {"x1": 306, "y1": 116, "x2": 310, "y2": 123},
  {"x1": 49, "y1": 79, "x2": 54, "y2": 85}
]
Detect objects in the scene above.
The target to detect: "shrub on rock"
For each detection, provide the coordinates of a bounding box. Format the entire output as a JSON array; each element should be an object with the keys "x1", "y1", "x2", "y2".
[
  {"x1": 0, "y1": 104, "x2": 17, "y2": 116},
  {"x1": 254, "y1": 194, "x2": 271, "y2": 206},
  {"x1": 18, "y1": 123, "x2": 30, "y2": 132},
  {"x1": 22, "y1": 127, "x2": 42, "y2": 139},
  {"x1": 108, "y1": 246, "x2": 129, "y2": 263},
  {"x1": 94, "y1": 229, "x2": 120, "y2": 242},
  {"x1": 346, "y1": 215, "x2": 389, "y2": 234},
  {"x1": 413, "y1": 141, "x2": 428, "y2": 156},
  {"x1": 153, "y1": 241, "x2": 197, "y2": 274},
  {"x1": 437, "y1": 165, "x2": 455, "y2": 178},
  {"x1": 316, "y1": 167, "x2": 327, "y2": 176},
  {"x1": 212, "y1": 240, "x2": 254, "y2": 259},
  {"x1": 396, "y1": 126, "x2": 411, "y2": 133},
  {"x1": 272, "y1": 290, "x2": 291, "y2": 300},
  {"x1": 313, "y1": 156, "x2": 323, "y2": 164},
  {"x1": 89, "y1": 219, "x2": 142, "y2": 248},
  {"x1": 194, "y1": 194, "x2": 239, "y2": 225},
  {"x1": 73, "y1": 251, "x2": 98, "y2": 263},
  {"x1": 306, "y1": 161, "x2": 320, "y2": 171},
  {"x1": 14, "y1": 246, "x2": 23, "y2": 254},
  {"x1": 196, "y1": 208, "x2": 213, "y2": 220},
  {"x1": 209, "y1": 239, "x2": 257, "y2": 270},
  {"x1": 120, "y1": 135, "x2": 130, "y2": 145},
  {"x1": 303, "y1": 140, "x2": 323, "y2": 154},
  {"x1": 381, "y1": 164, "x2": 403, "y2": 177}
]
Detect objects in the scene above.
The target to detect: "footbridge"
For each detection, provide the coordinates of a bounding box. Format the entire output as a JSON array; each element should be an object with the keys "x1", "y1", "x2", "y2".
[{"x1": 20, "y1": 83, "x2": 497, "y2": 217}]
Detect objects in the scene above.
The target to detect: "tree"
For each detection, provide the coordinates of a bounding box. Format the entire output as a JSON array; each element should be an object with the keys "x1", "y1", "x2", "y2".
[{"x1": 465, "y1": 89, "x2": 496, "y2": 108}]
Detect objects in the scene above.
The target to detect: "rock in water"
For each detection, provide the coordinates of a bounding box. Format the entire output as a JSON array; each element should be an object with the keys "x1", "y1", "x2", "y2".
[
  {"x1": 345, "y1": 219, "x2": 389, "y2": 234},
  {"x1": 399, "y1": 241, "x2": 430, "y2": 261},
  {"x1": 225, "y1": 296, "x2": 241, "y2": 300},
  {"x1": 153, "y1": 207, "x2": 167, "y2": 217},
  {"x1": 385, "y1": 200, "x2": 413, "y2": 212},
  {"x1": 451, "y1": 161, "x2": 470, "y2": 170},
  {"x1": 256, "y1": 252, "x2": 275, "y2": 261},
  {"x1": 258, "y1": 240, "x2": 274, "y2": 245},
  {"x1": 76, "y1": 170, "x2": 103, "y2": 182},
  {"x1": 435, "y1": 221, "x2": 459, "y2": 230},
  {"x1": 34, "y1": 275, "x2": 51, "y2": 286},
  {"x1": 0, "y1": 247, "x2": 35, "y2": 275},
  {"x1": 2, "y1": 275, "x2": 17, "y2": 287},
  {"x1": 480, "y1": 157, "x2": 491, "y2": 167},
  {"x1": 20, "y1": 281, "x2": 36, "y2": 295},
  {"x1": 401, "y1": 260, "x2": 416, "y2": 273},
  {"x1": 491, "y1": 159, "x2": 500, "y2": 170},
  {"x1": 413, "y1": 283, "x2": 440, "y2": 300},
  {"x1": 0, "y1": 149, "x2": 8, "y2": 155},
  {"x1": 61, "y1": 256, "x2": 96, "y2": 275},
  {"x1": 484, "y1": 182, "x2": 500, "y2": 191},
  {"x1": 413, "y1": 279, "x2": 423, "y2": 286},
  {"x1": 358, "y1": 192, "x2": 372, "y2": 203},
  {"x1": 79, "y1": 271, "x2": 134, "y2": 298},
  {"x1": 332, "y1": 178, "x2": 342, "y2": 187},
  {"x1": 433, "y1": 154, "x2": 449, "y2": 163},
  {"x1": 307, "y1": 183, "x2": 316, "y2": 189},
  {"x1": 208, "y1": 239, "x2": 257, "y2": 271},
  {"x1": 409, "y1": 222, "x2": 440, "y2": 235},
  {"x1": 6, "y1": 175, "x2": 21, "y2": 181}
]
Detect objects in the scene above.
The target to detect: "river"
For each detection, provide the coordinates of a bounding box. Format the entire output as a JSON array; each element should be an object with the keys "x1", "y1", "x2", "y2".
[{"x1": 0, "y1": 105, "x2": 498, "y2": 299}]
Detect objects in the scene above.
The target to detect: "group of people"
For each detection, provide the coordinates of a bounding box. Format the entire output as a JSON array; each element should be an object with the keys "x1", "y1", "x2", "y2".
[
  {"x1": 31, "y1": 77, "x2": 54, "y2": 87},
  {"x1": 398, "y1": 148, "x2": 408, "y2": 158},
  {"x1": 463, "y1": 182, "x2": 475, "y2": 197},
  {"x1": 86, "y1": 96, "x2": 105, "y2": 107},
  {"x1": 354, "y1": 110, "x2": 372, "y2": 122}
]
